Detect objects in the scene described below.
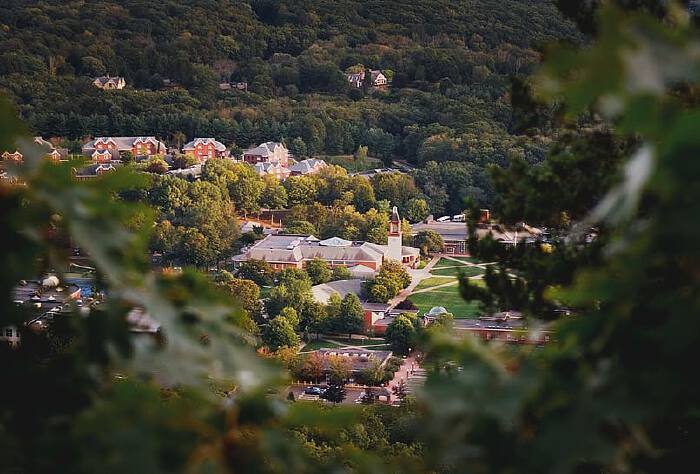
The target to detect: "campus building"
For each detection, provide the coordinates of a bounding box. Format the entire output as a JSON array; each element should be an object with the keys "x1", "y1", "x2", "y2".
[{"x1": 232, "y1": 207, "x2": 419, "y2": 271}]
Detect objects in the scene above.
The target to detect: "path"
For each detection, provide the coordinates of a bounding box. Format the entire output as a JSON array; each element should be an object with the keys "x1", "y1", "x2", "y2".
[
  {"x1": 298, "y1": 336, "x2": 389, "y2": 353},
  {"x1": 386, "y1": 353, "x2": 419, "y2": 403},
  {"x1": 409, "y1": 279, "x2": 460, "y2": 294},
  {"x1": 387, "y1": 255, "x2": 440, "y2": 307}
]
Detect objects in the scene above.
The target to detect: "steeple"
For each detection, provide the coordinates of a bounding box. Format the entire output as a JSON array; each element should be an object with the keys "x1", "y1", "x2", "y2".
[
  {"x1": 387, "y1": 206, "x2": 402, "y2": 262},
  {"x1": 389, "y1": 206, "x2": 401, "y2": 236}
]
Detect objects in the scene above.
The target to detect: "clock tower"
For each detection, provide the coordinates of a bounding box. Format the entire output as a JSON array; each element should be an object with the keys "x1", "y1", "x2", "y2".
[{"x1": 387, "y1": 206, "x2": 402, "y2": 262}]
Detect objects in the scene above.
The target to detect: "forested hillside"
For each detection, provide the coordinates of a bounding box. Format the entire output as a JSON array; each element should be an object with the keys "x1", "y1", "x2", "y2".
[{"x1": 0, "y1": 0, "x2": 580, "y2": 205}]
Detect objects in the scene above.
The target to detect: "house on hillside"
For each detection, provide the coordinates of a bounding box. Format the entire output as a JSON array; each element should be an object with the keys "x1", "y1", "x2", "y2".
[
  {"x1": 181, "y1": 138, "x2": 228, "y2": 162},
  {"x1": 289, "y1": 158, "x2": 327, "y2": 176},
  {"x1": 347, "y1": 72, "x2": 364, "y2": 88},
  {"x1": 243, "y1": 141, "x2": 289, "y2": 166},
  {"x1": 253, "y1": 161, "x2": 291, "y2": 181},
  {"x1": 82, "y1": 136, "x2": 167, "y2": 162},
  {"x1": 73, "y1": 162, "x2": 120, "y2": 179},
  {"x1": 346, "y1": 70, "x2": 388, "y2": 88},
  {"x1": 93, "y1": 76, "x2": 126, "y2": 90},
  {"x1": 219, "y1": 81, "x2": 248, "y2": 92},
  {"x1": 2, "y1": 137, "x2": 68, "y2": 164}
]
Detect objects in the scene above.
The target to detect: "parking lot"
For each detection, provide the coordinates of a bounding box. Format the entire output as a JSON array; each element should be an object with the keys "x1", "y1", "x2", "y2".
[{"x1": 286, "y1": 385, "x2": 369, "y2": 405}]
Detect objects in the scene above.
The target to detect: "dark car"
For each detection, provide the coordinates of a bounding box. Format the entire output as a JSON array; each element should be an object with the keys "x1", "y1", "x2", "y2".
[{"x1": 303, "y1": 386, "x2": 324, "y2": 396}]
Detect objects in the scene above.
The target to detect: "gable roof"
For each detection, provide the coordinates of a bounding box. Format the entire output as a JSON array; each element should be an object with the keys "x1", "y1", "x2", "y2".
[
  {"x1": 93, "y1": 75, "x2": 124, "y2": 85},
  {"x1": 289, "y1": 158, "x2": 326, "y2": 174},
  {"x1": 244, "y1": 141, "x2": 286, "y2": 157},
  {"x1": 182, "y1": 138, "x2": 226, "y2": 152},
  {"x1": 82, "y1": 137, "x2": 166, "y2": 153}
]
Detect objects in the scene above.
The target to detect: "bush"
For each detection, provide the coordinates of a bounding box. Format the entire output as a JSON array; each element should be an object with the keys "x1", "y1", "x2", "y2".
[{"x1": 331, "y1": 266, "x2": 352, "y2": 281}]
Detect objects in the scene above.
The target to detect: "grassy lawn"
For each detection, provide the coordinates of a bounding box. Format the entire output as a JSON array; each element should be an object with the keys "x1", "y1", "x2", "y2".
[
  {"x1": 414, "y1": 276, "x2": 457, "y2": 291},
  {"x1": 452, "y1": 256, "x2": 482, "y2": 264},
  {"x1": 325, "y1": 338, "x2": 386, "y2": 347},
  {"x1": 358, "y1": 344, "x2": 392, "y2": 351},
  {"x1": 323, "y1": 154, "x2": 383, "y2": 172},
  {"x1": 432, "y1": 257, "x2": 483, "y2": 269},
  {"x1": 431, "y1": 266, "x2": 485, "y2": 277},
  {"x1": 409, "y1": 285, "x2": 484, "y2": 318},
  {"x1": 300, "y1": 340, "x2": 342, "y2": 351}
]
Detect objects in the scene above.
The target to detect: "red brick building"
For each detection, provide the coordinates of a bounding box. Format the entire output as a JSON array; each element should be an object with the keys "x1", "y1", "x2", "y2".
[
  {"x1": 82, "y1": 136, "x2": 166, "y2": 161},
  {"x1": 181, "y1": 138, "x2": 228, "y2": 162}
]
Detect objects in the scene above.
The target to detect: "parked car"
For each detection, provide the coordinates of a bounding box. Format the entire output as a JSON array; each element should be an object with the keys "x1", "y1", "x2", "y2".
[{"x1": 303, "y1": 386, "x2": 324, "y2": 396}]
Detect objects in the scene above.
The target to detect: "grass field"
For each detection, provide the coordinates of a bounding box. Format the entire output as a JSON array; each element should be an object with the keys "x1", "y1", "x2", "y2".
[
  {"x1": 357, "y1": 344, "x2": 393, "y2": 351},
  {"x1": 323, "y1": 154, "x2": 383, "y2": 172},
  {"x1": 414, "y1": 276, "x2": 457, "y2": 291},
  {"x1": 409, "y1": 285, "x2": 484, "y2": 318},
  {"x1": 430, "y1": 266, "x2": 485, "y2": 277},
  {"x1": 325, "y1": 338, "x2": 386, "y2": 347},
  {"x1": 432, "y1": 257, "x2": 484, "y2": 268}
]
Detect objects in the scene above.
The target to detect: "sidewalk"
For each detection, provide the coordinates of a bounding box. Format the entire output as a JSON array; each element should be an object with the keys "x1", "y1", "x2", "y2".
[
  {"x1": 386, "y1": 353, "x2": 419, "y2": 403},
  {"x1": 387, "y1": 255, "x2": 440, "y2": 307}
]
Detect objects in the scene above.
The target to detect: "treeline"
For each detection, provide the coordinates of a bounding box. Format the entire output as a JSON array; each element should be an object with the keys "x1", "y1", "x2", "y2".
[{"x1": 1, "y1": 0, "x2": 580, "y2": 209}]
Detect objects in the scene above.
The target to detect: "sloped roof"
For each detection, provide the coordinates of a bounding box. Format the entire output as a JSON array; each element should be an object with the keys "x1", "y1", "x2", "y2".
[
  {"x1": 244, "y1": 141, "x2": 286, "y2": 157},
  {"x1": 182, "y1": 138, "x2": 226, "y2": 151},
  {"x1": 93, "y1": 75, "x2": 124, "y2": 85},
  {"x1": 362, "y1": 242, "x2": 419, "y2": 257},
  {"x1": 319, "y1": 236, "x2": 352, "y2": 247},
  {"x1": 347, "y1": 264, "x2": 376, "y2": 273},
  {"x1": 83, "y1": 136, "x2": 166, "y2": 153},
  {"x1": 289, "y1": 158, "x2": 326, "y2": 174}
]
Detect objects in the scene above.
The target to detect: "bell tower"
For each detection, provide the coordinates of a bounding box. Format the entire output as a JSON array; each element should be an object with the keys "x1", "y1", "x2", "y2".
[{"x1": 387, "y1": 206, "x2": 402, "y2": 262}]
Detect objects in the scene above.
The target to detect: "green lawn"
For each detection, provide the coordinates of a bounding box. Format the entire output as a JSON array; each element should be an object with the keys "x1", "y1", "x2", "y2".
[
  {"x1": 358, "y1": 344, "x2": 393, "y2": 351},
  {"x1": 300, "y1": 340, "x2": 341, "y2": 351},
  {"x1": 325, "y1": 338, "x2": 386, "y2": 347},
  {"x1": 414, "y1": 276, "x2": 457, "y2": 291},
  {"x1": 409, "y1": 285, "x2": 484, "y2": 318},
  {"x1": 432, "y1": 257, "x2": 483, "y2": 269},
  {"x1": 431, "y1": 266, "x2": 485, "y2": 277},
  {"x1": 323, "y1": 154, "x2": 383, "y2": 172},
  {"x1": 452, "y1": 256, "x2": 482, "y2": 264}
]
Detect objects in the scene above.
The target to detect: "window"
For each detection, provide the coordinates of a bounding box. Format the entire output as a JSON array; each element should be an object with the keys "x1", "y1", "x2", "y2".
[{"x1": 5, "y1": 328, "x2": 13, "y2": 337}]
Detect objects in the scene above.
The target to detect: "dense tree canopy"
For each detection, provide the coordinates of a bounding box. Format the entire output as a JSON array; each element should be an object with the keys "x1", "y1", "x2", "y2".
[{"x1": 0, "y1": 0, "x2": 582, "y2": 210}]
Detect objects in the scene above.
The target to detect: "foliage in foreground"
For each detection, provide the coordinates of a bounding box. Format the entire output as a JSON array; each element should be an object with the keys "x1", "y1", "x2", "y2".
[{"x1": 1, "y1": 3, "x2": 700, "y2": 473}]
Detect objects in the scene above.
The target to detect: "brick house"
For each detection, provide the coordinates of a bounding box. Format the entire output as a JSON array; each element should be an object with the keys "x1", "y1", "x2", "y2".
[
  {"x1": 82, "y1": 136, "x2": 167, "y2": 161},
  {"x1": 181, "y1": 138, "x2": 228, "y2": 162},
  {"x1": 243, "y1": 141, "x2": 289, "y2": 166},
  {"x1": 1, "y1": 137, "x2": 68, "y2": 163}
]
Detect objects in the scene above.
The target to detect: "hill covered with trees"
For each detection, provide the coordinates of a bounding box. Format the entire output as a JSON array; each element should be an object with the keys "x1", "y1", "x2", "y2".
[{"x1": 0, "y1": 0, "x2": 581, "y2": 206}]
